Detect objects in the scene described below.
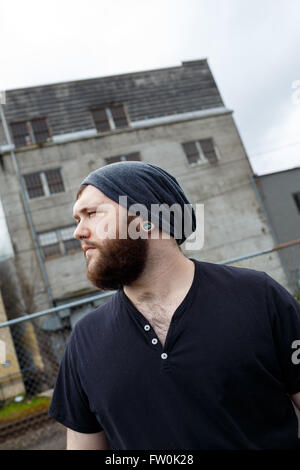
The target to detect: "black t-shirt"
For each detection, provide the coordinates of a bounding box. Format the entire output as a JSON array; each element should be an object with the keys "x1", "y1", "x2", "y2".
[{"x1": 48, "y1": 259, "x2": 300, "y2": 449}]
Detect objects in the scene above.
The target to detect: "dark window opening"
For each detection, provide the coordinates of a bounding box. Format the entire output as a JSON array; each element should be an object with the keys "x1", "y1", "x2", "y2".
[
  {"x1": 11, "y1": 122, "x2": 30, "y2": 147},
  {"x1": 11, "y1": 118, "x2": 51, "y2": 147},
  {"x1": 23, "y1": 172, "x2": 44, "y2": 198},
  {"x1": 31, "y1": 118, "x2": 50, "y2": 143},
  {"x1": 199, "y1": 138, "x2": 218, "y2": 163},
  {"x1": 182, "y1": 142, "x2": 199, "y2": 164},
  {"x1": 91, "y1": 108, "x2": 110, "y2": 132},
  {"x1": 42, "y1": 243, "x2": 61, "y2": 258},
  {"x1": 39, "y1": 225, "x2": 80, "y2": 260},
  {"x1": 45, "y1": 169, "x2": 65, "y2": 194},
  {"x1": 110, "y1": 104, "x2": 128, "y2": 128},
  {"x1": 182, "y1": 138, "x2": 218, "y2": 165},
  {"x1": 64, "y1": 238, "x2": 81, "y2": 253}
]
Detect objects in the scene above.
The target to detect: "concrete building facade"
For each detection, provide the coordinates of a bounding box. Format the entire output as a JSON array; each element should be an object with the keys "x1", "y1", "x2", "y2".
[{"x1": 0, "y1": 59, "x2": 292, "y2": 329}]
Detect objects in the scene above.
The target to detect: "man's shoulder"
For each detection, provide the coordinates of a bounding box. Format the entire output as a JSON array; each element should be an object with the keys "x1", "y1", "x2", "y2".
[
  {"x1": 72, "y1": 290, "x2": 121, "y2": 333},
  {"x1": 193, "y1": 258, "x2": 266, "y2": 285}
]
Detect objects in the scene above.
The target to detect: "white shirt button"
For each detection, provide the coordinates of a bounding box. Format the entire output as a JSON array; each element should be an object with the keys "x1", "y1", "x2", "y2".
[
  {"x1": 161, "y1": 353, "x2": 168, "y2": 359},
  {"x1": 144, "y1": 324, "x2": 150, "y2": 331},
  {"x1": 151, "y1": 338, "x2": 158, "y2": 345}
]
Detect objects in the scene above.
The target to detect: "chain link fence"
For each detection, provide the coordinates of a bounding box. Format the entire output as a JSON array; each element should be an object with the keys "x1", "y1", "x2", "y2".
[
  {"x1": 0, "y1": 241, "x2": 299, "y2": 449},
  {"x1": 0, "y1": 291, "x2": 114, "y2": 449}
]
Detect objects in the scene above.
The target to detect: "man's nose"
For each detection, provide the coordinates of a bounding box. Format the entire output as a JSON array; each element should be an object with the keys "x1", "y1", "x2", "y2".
[{"x1": 73, "y1": 223, "x2": 90, "y2": 240}]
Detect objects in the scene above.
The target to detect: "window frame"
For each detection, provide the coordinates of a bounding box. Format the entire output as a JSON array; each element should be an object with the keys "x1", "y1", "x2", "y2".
[
  {"x1": 10, "y1": 117, "x2": 51, "y2": 147},
  {"x1": 23, "y1": 168, "x2": 65, "y2": 199},
  {"x1": 38, "y1": 225, "x2": 81, "y2": 260},
  {"x1": 182, "y1": 138, "x2": 219, "y2": 166},
  {"x1": 91, "y1": 104, "x2": 130, "y2": 133},
  {"x1": 30, "y1": 117, "x2": 52, "y2": 144}
]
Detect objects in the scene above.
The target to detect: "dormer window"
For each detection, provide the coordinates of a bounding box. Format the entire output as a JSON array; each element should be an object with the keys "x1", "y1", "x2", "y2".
[
  {"x1": 91, "y1": 104, "x2": 129, "y2": 132},
  {"x1": 10, "y1": 118, "x2": 51, "y2": 147}
]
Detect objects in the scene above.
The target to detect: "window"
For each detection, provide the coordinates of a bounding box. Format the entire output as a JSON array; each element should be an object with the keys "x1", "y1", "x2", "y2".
[
  {"x1": 39, "y1": 231, "x2": 60, "y2": 258},
  {"x1": 60, "y1": 226, "x2": 81, "y2": 254},
  {"x1": 104, "y1": 152, "x2": 141, "y2": 165},
  {"x1": 38, "y1": 225, "x2": 81, "y2": 260},
  {"x1": 182, "y1": 138, "x2": 218, "y2": 165},
  {"x1": 293, "y1": 192, "x2": 300, "y2": 212},
  {"x1": 10, "y1": 122, "x2": 30, "y2": 147},
  {"x1": 23, "y1": 168, "x2": 64, "y2": 199},
  {"x1": 91, "y1": 108, "x2": 110, "y2": 132},
  {"x1": 91, "y1": 104, "x2": 129, "y2": 133},
  {"x1": 110, "y1": 105, "x2": 128, "y2": 128},
  {"x1": 23, "y1": 172, "x2": 45, "y2": 198},
  {"x1": 31, "y1": 118, "x2": 51, "y2": 144},
  {"x1": 45, "y1": 169, "x2": 65, "y2": 194},
  {"x1": 11, "y1": 118, "x2": 51, "y2": 147}
]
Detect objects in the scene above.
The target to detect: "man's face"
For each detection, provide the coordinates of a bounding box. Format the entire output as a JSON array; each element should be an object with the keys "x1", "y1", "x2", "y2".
[{"x1": 73, "y1": 185, "x2": 148, "y2": 290}]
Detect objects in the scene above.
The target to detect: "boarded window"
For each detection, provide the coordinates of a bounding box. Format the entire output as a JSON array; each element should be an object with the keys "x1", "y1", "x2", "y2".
[
  {"x1": 23, "y1": 172, "x2": 44, "y2": 198},
  {"x1": 111, "y1": 104, "x2": 128, "y2": 128},
  {"x1": 38, "y1": 226, "x2": 81, "y2": 259},
  {"x1": 60, "y1": 226, "x2": 81, "y2": 253},
  {"x1": 64, "y1": 238, "x2": 81, "y2": 253},
  {"x1": 42, "y1": 244, "x2": 61, "y2": 258},
  {"x1": 105, "y1": 155, "x2": 123, "y2": 165},
  {"x1": 39, "y1": 231, "x2": 60, "y2": 259},
  {"x1": 31, "y1": 118, "x2": 50, "y2": 143},
  {"x1": 199, "y1": 138, "x2": 218, "y2": 163},
  {"x1": 125, "y1": 152, "x2": 141, "y2": 161},
  {"x1": 91, "y1": 108, "x2": 110, "y2": 132},
  {"x1": 45, "y1": 169, "x2": 65, "y2": 194},
  {"x1": 182, "y1": 142, "x2": 199, "y2": 164},
  {"x1": 11, "y1": 122, "x2": 30, "y2": 147}
]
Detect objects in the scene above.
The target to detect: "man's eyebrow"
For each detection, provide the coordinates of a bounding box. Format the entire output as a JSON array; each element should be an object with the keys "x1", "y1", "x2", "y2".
[{"x1": 73, "y1": 203, "x2": 105, "y2": 219}]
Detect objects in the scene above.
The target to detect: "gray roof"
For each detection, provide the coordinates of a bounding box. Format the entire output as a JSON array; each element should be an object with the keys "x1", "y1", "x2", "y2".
[{"x1": 2, "y1": 59, "x2": 224, "y2": 137}]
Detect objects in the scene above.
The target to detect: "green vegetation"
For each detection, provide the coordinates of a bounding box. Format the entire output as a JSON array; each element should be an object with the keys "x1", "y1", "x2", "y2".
[{"x1": 0, "y1": 395, "x2": 51, "y2": 423}]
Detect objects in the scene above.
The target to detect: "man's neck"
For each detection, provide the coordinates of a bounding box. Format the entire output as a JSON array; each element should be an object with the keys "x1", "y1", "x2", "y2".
[
  {"x1": 123, "y1": 252, "x2": 195, "y2": 308},
  {"x1": 123, "y1": 252, "x2": 195, "y2": 346}
]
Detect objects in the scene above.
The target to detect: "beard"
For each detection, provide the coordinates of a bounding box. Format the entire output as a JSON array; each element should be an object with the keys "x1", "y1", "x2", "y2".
[{"x1": 85, "y1": 218, "x2": 149, "y2": 291}]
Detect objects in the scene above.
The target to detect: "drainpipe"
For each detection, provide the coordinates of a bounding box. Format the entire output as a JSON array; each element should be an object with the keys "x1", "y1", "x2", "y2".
[
  {"x1": 0, "y1": 102, "x2": 54, "y2": 306},
  {"x1": 249, "y1": 173, "x2": 296, "y2": 295}
]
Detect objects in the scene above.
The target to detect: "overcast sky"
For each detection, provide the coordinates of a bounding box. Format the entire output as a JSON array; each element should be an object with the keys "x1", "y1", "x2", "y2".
[{"x1": 0, "y1": 0, "x2": 300, "y2": 258}]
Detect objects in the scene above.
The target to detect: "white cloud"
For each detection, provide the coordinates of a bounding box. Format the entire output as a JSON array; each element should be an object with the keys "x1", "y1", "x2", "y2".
[{"x1": 0, "y1": 0, "x2": 300, "y2": 177}]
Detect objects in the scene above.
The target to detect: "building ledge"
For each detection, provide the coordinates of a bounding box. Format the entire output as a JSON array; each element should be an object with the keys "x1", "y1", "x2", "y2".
[{"x1": 0, "y1": 106, "x2": 233, "y2": 154}]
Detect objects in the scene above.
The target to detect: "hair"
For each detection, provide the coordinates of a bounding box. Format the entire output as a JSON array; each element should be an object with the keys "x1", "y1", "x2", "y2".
[{"x1": 76, "y1": 185, "x2": 87, "y2": 200}]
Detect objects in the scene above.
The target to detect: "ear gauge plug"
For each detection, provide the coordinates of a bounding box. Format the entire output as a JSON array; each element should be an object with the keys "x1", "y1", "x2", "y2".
[{"x1": 143, "y1": 222, "x2": 152, "y2": 231}]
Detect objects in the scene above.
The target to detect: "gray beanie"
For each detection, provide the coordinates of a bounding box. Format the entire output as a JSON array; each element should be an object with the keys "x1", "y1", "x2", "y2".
[{"x1": 80, "y1": 161, "x2": 196, "y2": 245}]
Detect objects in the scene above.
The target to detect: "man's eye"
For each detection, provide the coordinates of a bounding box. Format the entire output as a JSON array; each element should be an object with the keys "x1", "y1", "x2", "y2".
[{"x1": 88, "y1": 211, "x2": 96, "y2": 217}]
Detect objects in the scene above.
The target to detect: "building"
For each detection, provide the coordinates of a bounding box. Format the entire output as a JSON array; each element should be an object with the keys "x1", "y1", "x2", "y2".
[
  {"x1": 0, "y1": 59, "x2": 292, "y2": 331},
  {"x1": 0, "y1": 287, "x2": 25, "y2": 400},
  {"x1": 254, "y1": 167, "x2": 300, "y2": 295}
]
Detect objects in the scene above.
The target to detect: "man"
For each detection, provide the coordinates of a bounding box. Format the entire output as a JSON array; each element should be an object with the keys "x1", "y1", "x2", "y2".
[{"x1": 48, "y1": 161, "x2": 300, "y2": 450}]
